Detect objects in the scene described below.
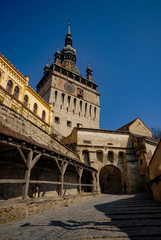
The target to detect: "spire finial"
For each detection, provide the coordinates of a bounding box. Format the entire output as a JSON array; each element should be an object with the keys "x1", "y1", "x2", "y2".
[
  {"x1": 68, "y1": 18, "x2": 71, "y2": 35},
  {"x1": 57, "y1": 44, "x2": 59, "y2": 52}
]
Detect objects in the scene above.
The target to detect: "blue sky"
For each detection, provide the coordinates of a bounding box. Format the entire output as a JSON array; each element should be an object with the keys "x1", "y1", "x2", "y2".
[{"x1": 1, "y1": 0, "x2": 161, "y2": 130}]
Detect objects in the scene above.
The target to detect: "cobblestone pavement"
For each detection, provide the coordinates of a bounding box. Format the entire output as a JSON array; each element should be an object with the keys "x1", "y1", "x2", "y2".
[{"x1": 0, "y1": 193, "x2": 161, "y2": 239}]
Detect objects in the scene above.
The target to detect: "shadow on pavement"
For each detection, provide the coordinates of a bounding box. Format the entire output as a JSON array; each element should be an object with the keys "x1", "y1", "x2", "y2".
[{"x1": 20, "y1": 193, "x2": 161, "y2": 239}]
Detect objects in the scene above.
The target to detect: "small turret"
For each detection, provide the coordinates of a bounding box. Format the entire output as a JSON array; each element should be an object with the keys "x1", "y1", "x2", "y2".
[
  {"x1": 86, "y1": 63, "x2": 94, "y2": 82},
  {"x1": 44, "y1": 59, "x2": 50, "y2": 74},
  {"x1": 54, "y1": 46, "x2": 61, "y2": 65}
]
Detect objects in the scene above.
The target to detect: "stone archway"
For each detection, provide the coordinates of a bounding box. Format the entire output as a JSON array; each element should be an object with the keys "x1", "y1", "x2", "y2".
[{"x1": 99, "y1": 165, "x2": 123, "y2": 194}]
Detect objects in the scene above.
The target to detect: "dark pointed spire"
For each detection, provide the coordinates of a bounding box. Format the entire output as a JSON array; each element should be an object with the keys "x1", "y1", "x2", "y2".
[
  {"x1": 65, "y1": 18, "x2": 72, "y2": 47},
  {"x1": 68, "y1": 18, "x2": 71, "y2": 35},
  {"x1": 61, "y1": 19, "x2": 77, "y2": 63}
]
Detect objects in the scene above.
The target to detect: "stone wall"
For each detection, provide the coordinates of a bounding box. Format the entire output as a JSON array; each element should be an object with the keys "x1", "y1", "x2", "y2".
[
  {"x1": 0, "y1": 103, "x2": 78, "y2": 160},
  {"x1": 0, "y1": 193, "x2": 98, "y2": 224}
]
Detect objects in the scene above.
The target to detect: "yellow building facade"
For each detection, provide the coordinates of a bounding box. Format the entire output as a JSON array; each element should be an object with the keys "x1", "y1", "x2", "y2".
[{"x1": 0, "y1": 53, "x2": 52, "y2": 132}]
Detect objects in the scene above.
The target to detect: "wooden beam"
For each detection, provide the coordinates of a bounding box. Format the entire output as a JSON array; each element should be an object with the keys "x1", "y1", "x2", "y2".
[
  {"x1": 29, "y1": 180, "x2": 61, "y2": 185},
  {"x1": 0, "y1": 179, "x2": 95, "y2": 187},
  {"x1": 0, "y1": 179, "x2": 25, "y2": 183},
  {"x1": 17, "y1": 146, "x2": 27, "y2": 166},
  {"x1": 31, "y1": 153, "x2": 42, "y2": 169}
]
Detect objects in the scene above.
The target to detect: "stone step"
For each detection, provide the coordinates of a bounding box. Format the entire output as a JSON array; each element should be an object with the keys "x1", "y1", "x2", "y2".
[
  {"x1": 105, "y1": 213, "x2": 161, "y2": 220},
  {"x1": 103, "y1": 209, "x2": 161, "y2": 215}
]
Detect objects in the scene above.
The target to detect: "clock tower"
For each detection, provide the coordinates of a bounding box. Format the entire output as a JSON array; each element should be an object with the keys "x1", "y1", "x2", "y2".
[{"x1": 36, "y1": 20, "x2": 100, "y2": 137}]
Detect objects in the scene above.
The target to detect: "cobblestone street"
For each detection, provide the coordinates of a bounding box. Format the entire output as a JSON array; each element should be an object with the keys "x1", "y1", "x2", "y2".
[{"x1": 0, "y1": 193, "x2": 161, "y2": 240}]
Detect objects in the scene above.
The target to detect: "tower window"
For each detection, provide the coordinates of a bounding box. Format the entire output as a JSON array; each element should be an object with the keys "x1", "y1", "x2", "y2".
[
  {"x1": 55, "y1": 117, "x2": 60, "y2": 124},
  {"x1": 77, "y1": 123, "x2": 82, "y2": 128},
  {"x1": 77, "y1": 88, "x2": 83, "y2": 99},
  {"x1": 55, "y1": 91, "x2": 58, "y2": 102},
  {"x1": 89, "y1": 105, "x2": 92, "y2": 117},
  {"x1": 94, "y1": 107, "x2": 97, "y2": 120},
  {"x1": 85, "y1": 103, "x2": 87, "y2": 117},
  {"x1": 13, "y1": 86, "x2": 19, "y2": 99},
  {"x1": 73, "y1": 98, "x2": 76, "y2": 111},
  {"x1": 6, "y1": 80, "x2": 13, "y2": 93},
  {"x1": 61, "y1": 93, "x2": 65, "y2": 105},
  {"x1": 80, "y1": 100, "x2": 82, "y2": 114},
  {"x1": 68, "y1": 96, "x2": 71, "y2": 107}
]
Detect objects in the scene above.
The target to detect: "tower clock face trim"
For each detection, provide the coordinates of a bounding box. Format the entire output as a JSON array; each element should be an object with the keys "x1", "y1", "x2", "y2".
[{"x1": 64, "y1": 82, "x2": 75, "y2": 93}]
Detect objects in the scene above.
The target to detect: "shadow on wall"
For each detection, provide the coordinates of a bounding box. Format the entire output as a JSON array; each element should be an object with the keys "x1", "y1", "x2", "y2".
[{"x1": 20, "y1": 193, "x2": 161, "y2": 239}]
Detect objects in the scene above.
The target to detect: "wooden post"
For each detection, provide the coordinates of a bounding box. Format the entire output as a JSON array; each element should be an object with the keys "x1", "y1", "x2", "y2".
[
  {"x1": 56, "y1": 159, "x2": 68, "y2": 197},
  {"x1": 59, "y1": 174, "x2": 64, "y2": 197},
  {"x1": 92, "y1": 172, "x2": 98, "y2": 193},
  {"x1": 74, "y1": 166, "x2": 83, "y2": 194},
  {"x1": 22, "y1": 150, "x2": 33, "y2": 200},
  {"x1": 19, "y1": 149, "x2": 42, "y2": 200},
  {"x1": 78, "y1": 168, "x2": 83, "y2": 194}
]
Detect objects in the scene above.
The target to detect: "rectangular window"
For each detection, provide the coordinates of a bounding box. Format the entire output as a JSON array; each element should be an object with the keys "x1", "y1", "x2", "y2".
[{"x1": 55, "y1": 117, "x2": 60, "y2": 124}]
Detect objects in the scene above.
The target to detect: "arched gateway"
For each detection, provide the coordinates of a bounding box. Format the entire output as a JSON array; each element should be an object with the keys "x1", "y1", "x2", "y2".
[{"x1": 99, "y1": 165, "x2": 123, "y2": 194}]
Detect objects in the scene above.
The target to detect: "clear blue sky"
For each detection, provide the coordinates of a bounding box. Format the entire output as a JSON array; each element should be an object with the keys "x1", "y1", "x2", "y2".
[{"x1": 1, "y1": 0, "x2": 161, "y2": 130}]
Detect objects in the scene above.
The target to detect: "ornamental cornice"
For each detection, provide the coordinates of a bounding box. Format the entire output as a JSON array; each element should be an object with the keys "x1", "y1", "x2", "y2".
[{"x1": 0, "y1": 53, "x2": 28, "y2": 85}]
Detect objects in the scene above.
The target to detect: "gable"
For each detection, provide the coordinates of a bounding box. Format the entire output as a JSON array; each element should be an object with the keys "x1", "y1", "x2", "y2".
[{"x1": 129, "y1": 118, "x2": 152, "y2": 137}]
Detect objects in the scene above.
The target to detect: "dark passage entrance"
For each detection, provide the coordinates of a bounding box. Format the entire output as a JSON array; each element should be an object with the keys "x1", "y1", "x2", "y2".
[{"x1": 99, "y1": 165, "x2": 123, "y2": 194}]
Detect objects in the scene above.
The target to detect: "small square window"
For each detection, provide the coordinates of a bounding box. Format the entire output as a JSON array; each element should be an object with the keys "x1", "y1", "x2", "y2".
[{"x1": 67, "y1": 121, "x2": 72, "y2": 127}]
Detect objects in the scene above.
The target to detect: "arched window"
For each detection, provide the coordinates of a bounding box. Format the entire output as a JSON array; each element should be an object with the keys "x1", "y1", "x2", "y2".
[
  {"x1": 6, "y1": 80, "x2": 12, "y2": 93},
  {"x1": 13, "y1": 86, "x2": 19, "y2": 99},
  {"x1": 80, "y1": 101, "x2": 82, "y2": 113},
  {"x1": 118, "y1": 152, "x2": 125, "y2": 164},
  {"x1": 23, "y1": 95, "x2": 28, "y2": 107},
  {"x1": 61, "y1": 93, "x2": 65, "y2": 105},
  {"x1": 97, "y1": 151, "x2": 103, "y2": 163},
  {"x1": 42, "y1": 110, "x2": 45, "y2": 121},
  {"x1": 108, "y1": 151, "x2": 114, "y2": 163},
  {"x1": 85, "y1": 103, "x2": 87, "y2": 117},
  {"x1": 33, "y1": 103, "x2": 37, "y2": 114},
  {"x1": 55, "y1": 91, "x2": 58, "y2": 102},
  {"x1": 68, "y1": 96, "x2": 71, "y2": 107},
  {"x1": 94, "y1": 107, "x2": 97, "y2": 120},
  {"x1": 73, "y1": 98, "x2": 76, "y2": 112},
  {"x1": 89, "y1": 105, "x2": 92, "y2": 117},
  {"x1": 82, "y1": 150, "x2": 90, "y2": 165}
]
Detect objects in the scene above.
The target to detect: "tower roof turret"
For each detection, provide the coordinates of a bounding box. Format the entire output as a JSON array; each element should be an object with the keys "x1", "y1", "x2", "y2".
[
  {"x1": 61, "y1": 19, "x2": 77, "y2": 63},
  {"x1": 44, "y1": 58, "x2": 50, "y2": 74},
  {"x1": 86, "y1": 63, "x2": 94, "y2": 82}
]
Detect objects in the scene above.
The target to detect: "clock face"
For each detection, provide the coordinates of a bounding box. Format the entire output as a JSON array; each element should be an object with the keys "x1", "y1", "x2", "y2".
[{"x1": 64, "y1": 82, "x2": 75, "y2": 93}]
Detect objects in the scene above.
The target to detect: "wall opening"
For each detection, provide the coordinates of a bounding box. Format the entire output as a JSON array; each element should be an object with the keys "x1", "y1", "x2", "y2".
[
  {"x1": 99, "y1": 165, "x2": 123, "y2": 194},
  {"x1": 82, "y1": 150, "x2": 90, "y2": 165}
]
